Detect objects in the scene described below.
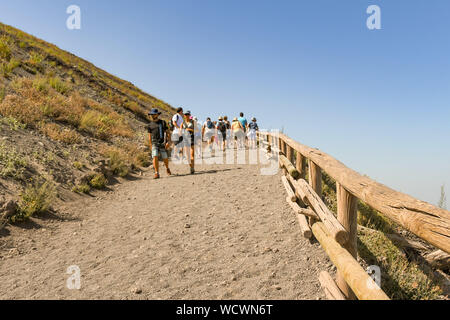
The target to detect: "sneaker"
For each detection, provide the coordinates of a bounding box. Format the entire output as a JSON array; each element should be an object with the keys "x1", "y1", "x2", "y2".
[
  {"x1": 154, "y1": 173, "x2": 160, "y2": 179},
  {"x1": 166, "y1": 168, "x2": 172, "y2": 176},
  {"x1": 190, "y1": 168, "x2": 195, "y2": 175}
]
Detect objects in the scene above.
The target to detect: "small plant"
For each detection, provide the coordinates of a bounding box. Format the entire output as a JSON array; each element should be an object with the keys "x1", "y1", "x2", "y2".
[
  {"x1": 0, "y1": 40, "x2": 11, "y2": 61},
  {"x1": 105, "y1": 149, "x2": 129, "y2": 177},
  {"x1": 0, "y1": 116, "x2": 27, "y2": 130},
  {"x1": 33, "y1": 77, "x2": 49, "y2": 93},
  {"x1": 40, "y1": 122, "x2": 82, "y2": 144},
  {"x1": 11, "y1": 181, "x2": 56, "y2": 223},
  {"x1": 0, "y1": 142, "x2": 28, "y2": 180},
  {"x1": 48, "y1": 77, "x2": 70, "y2": 95},
  {"x1": 0, "y1": 87, "x2": 5, "y2": 102},
  {"x1": 72, "y1": 184, "x2": 90, "y2": 194},
  {"x1": 135, "y1": 152, "x2": 151, "y2": 168},
  {"x1": 89, "y1": 173, "x2": 107, "y2": 189},
  {"x1": 73, "y1": 161, "x2": 84, "y2": 170},
  {"x1": 28, "y1": 51, "x2": 44, "y2": 65}
]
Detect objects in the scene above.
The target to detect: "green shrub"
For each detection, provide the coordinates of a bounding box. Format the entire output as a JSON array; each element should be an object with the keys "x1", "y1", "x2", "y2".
[
  {"x1": 106, "y1": 150, "x2": 129, "y2": 177},
  {"x1": 89, "y1": 173, "x2": 107, "y2": 189},
  {"x1": 0, "y1": 40, "x2": 11, "y2": 61},
  {"x1": 49, "y1": 77, "x2": 70, "y2": 95},
  {"x1": 11, "y1": 181, "x2": 56, "y2": 223},
  {"x1": 28, "y1": 51, "x2": 44, "y2": 65},
  {"x1": 0, "y1": 142, "x2": 27, "y2": 179},
  {"x1": 136, "y1": 152, "x2": 151, "y2": 167},
  {"x1": 0, "y1": 87, "x2": 5, "y2": 102},
  {"x1": 72, "y1": 184, "x2": 90, "y2": 194},
  {"x1": 73, "y1": 161, "x2": 84, "y2": 170},
  {"x1": 0, "y1": 116, "x2": 27, "y2": 130},
  {"x1": 0, "y1": 59, "x2": 18, "y2": 77},
  {"x1": 33, "y1": 77, "x2": 49, "y2": 93}
]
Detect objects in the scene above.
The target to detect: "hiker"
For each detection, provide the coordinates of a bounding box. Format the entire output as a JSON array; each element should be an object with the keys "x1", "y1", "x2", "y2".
[
  {"x1": 223, "y1": 116, "x2": 231, "y2": 148},
  {"x1": 231, "y1": 117, "x2": 245, "y2": 149},
  {"x1": 238, "y1": 112, "x2": 248, "y2": 134},
  {"x1": 184, "y1": 111, "x2": 195, "y2": 174},
  {"x1": 193, "y1": 116, "x2": 202, "y2": 156},
  {"x1": 238, "y1": 112, "x2": 248, "y2": 147},
  {"x1": 213, "y1": 121, "x2": 219, "y2": 147},
  {"x1": 171, "y1": 107, "x2": 184, "y2": 160},
  {"x1": 147, "y1": 108, "x2": 172, "y2": 179},
  {"x1": 216, "y1": 116, "x2": 227, "y2": 151},
  {"x1": 202, "y1": 117, "x2": 216, "y2": 152},
  {"x1": 247, "y1": 117, "x2": 259, "y2": 149}
]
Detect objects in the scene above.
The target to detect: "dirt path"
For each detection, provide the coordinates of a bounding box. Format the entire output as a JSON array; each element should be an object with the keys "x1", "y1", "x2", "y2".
[{"x1": 0, "y1": 159, "x2": 333, "y2": 300}]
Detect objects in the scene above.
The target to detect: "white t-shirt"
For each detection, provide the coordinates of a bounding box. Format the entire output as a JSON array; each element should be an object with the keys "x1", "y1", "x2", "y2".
[{"x1": 172, "y1": 113, "x2": 184, "y2": 129}]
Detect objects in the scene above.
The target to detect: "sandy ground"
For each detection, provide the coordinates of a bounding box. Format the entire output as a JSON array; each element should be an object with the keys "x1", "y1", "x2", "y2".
[{"x1": 0, "y1": 153, "x2": 333, "y2": 300}]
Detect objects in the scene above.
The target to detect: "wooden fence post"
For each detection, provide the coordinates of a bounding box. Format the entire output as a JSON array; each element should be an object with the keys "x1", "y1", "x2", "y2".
[
  {"x1": 308, "y1": 160, "x2": 322, "y2": 225},
  {"x1": 286, "y1": 144, "x2": 293, "y2": 165},
  {"x1": 336, "y1": 182, "x2": 358, "y2": 299},
  {"x1": 308, "y1": 160, "x2": 322, "y2": 197},
  {"x1": 296, "y1": 152, "x2": 306, "y2": 180}
]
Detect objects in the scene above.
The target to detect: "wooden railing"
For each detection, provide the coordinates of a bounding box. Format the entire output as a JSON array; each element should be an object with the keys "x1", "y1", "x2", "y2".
[{"x1": 258, "y1": 131, "x2": 450, "y2": 300}]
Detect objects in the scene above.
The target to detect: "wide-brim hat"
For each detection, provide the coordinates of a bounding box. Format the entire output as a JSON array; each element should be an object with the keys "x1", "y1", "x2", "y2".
[{"x1": 148, "y1": 108, "x2": 161, "y2": 115}]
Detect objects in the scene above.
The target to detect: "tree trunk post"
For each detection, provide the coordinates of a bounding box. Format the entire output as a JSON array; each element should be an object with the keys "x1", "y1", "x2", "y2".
[
  {"x1": 296, "y1": 152, "x2": 306, "y2": 180},
  {"x1": 308, "y1": 160, "x2": 322, "y2": 225},
  {"x1": 336, "y1": 182, "x2": 358, "y2": 299}
]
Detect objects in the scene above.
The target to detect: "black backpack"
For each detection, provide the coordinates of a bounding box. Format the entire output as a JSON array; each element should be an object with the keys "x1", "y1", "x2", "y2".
[{"x1": 217, "y1": 121, "x2": 226, "y2": 132}]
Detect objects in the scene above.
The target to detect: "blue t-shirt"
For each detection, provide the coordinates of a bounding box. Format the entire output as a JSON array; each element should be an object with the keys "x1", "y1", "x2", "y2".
[{"x1": 238, "y1": 117, "x2": 247, "y2": 129}]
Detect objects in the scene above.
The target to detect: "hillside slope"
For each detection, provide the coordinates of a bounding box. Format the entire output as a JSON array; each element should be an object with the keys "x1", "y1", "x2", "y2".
[{"x1": 0, "y1": 22, "x2": 175, "y2": 221}]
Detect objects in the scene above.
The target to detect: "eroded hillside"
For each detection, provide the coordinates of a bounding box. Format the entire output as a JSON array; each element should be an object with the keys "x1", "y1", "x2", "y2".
[{"x1": 0, "y1": 22, "x2": 175, "y2": 222}]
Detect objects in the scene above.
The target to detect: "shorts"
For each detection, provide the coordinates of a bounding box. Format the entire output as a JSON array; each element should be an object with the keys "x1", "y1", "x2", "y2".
[
  {"x1": 234, "y1": 130, "x2": 244, "y2": 140},
  {"x1": 204, "y1": 129, "x2": 214, "y2": 140},
  {"x1": 152, "y1": 145, "x2": 168, "y2": 160},
  {"x1": 247, "y1": 130, "x2": 256, "y2": 140},
  {"x1": 218, "y1": 131, "x2": 227, "y2": 141}
]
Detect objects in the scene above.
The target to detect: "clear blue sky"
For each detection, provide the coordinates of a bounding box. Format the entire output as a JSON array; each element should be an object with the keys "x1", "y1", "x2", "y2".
[{"x1": 1, "y1": 0, "x2": 449, "y2": 205}]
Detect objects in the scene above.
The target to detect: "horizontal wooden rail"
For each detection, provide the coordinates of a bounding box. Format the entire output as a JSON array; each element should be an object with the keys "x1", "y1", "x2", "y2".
[
  {"x1": 260, "y1": 131, "x2": 450, "y2": 254},
  {"x1": 312, "y1": 222, "x2": 390, "y2": 300}
]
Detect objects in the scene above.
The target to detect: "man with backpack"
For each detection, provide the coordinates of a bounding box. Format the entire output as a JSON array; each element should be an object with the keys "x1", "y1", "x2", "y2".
[
  {"x1": 223, "y1": 116, "x2": 231, "y2": 148},
  {"x1": 147, "y1": 108, "x2": 172, "y2": 179},
  {"x1": 247, "y1": 117, "x2": 259, "y2": 149},
  {"x1": 216, "y1": 116, "x2": 227, "y2": 151},
  {"x1": 202, "y1": 117, "x2": 216, "y2": 152}
]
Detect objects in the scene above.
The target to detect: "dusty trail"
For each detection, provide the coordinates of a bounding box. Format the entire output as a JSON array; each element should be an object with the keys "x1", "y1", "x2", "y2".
[{"x1": 0, "y1": 159, "x2": 332, "y2": 300}]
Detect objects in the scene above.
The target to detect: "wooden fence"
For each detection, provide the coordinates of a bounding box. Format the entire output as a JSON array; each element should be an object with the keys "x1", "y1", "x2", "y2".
[{"x1": 258, "y1": 131, "x2": 450, "y2": 300}]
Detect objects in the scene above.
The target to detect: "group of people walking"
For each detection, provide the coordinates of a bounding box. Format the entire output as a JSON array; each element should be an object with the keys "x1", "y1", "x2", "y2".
[{"x1": 146, "y1": 107, "x2": 259, "y2": 179}]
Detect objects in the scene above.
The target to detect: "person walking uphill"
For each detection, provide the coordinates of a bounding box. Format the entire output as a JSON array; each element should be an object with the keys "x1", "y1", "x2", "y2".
[
  {"x1": 247, "y1": 117, "x2": 259, "y2": 149},
  {"x1": 147, "y1": 108, "x2": 172, "y2": 179},
  {"x1": 184, "y1": 111, "x2": 196, "y2": 174},
  {"x1": 171, "y1": 107, "x2": 185, "y2": 160}
]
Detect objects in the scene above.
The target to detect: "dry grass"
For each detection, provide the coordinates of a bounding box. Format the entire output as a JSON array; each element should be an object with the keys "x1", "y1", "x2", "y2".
[
  {"x1": 10, "y1": 181, "x2": 56, "y2": 223},
  {"x1": 320, "y1": 171, "x2": 444, "y2": 299},
  {"x1": 40, "y1": 122, "x2": 82, "y2": 144},
  {"x1": 100, "y1": 146, "x2": 130, "y2": 177}
]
